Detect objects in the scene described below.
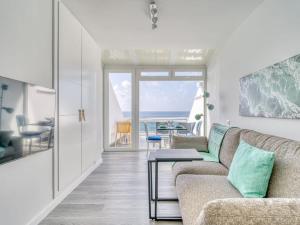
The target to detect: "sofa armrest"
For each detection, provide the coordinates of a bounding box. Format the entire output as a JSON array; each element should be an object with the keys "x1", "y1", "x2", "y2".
[
  {"x1": 195, "y1": 198, "x2": 300, "y2": 225},
  {"x1": 171, "y1": 135, "x2": 208, "y2": 152}
]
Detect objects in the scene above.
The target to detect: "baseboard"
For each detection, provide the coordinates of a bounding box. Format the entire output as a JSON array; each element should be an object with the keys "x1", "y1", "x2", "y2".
[{"x1": 27, "y1": 156, "x2": 103, "y2": 225}]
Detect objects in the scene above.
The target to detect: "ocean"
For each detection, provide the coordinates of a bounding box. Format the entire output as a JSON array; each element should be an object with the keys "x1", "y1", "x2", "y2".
[
  {"x1": 123, "y1": 111, "x2": 190, "y2": 118},
  {"x1": 122, "y1": 111, "x2": 190, "y2": 133}
]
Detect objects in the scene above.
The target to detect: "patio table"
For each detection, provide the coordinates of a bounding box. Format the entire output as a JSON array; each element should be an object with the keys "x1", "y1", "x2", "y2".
[{"x1": 156, "y1": 125, "x2": 187, "y2": 145}]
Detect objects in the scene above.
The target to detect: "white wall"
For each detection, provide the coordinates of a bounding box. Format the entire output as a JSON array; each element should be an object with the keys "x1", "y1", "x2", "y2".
[
  {"x1": 207, "y1": 54, "x2": 220, "y2": 132},
  {"x1": 0, "y1": 151, "x2": 53, "y2": 225},
  {"x1": 188, "y1": 84, "x2": 204, "y2": 123},
  {"x1": 208, "y1": 0, "x2": 300, "y2": 141},
  {"x1": 0, "y1": 0, "x2": 53, "y2": 88},
  {"x1": 97, "y1": 60, "x2": 104, "y2": 152},
  {"x1": 0, "y1": 1, "x2": 54, "y2": 225},
  {"x1": 108, "y1": 80, "x2": 125, "y2": 145}
]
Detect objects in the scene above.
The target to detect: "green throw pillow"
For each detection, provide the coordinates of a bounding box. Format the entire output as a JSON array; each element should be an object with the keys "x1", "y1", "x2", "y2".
[
  {"x1": 201, "y1": 124, "x2": 230, "y2": 162},
  {"x1": 227, "y1": 140, "x2": 275, "y2": 198}
]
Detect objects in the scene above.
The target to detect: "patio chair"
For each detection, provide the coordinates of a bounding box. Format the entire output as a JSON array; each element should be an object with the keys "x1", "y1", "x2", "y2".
[
  {"x1": 176, "y1": 122, "x2": 195, "y2": 136},
  {"x1": 144, "y1": 122, "x2": 161, "y2": 155},
  {"x1": 155, "y1": 121, "x2": 169, "y2": 147},
  {"x1": 115, "y1": 121, "x2": 131, "y2": 147}
]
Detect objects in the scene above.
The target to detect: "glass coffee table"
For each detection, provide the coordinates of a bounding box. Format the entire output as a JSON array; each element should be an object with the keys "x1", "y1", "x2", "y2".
[{"x1": 147, "y1": 149, "x2": 203, "y2": 221}]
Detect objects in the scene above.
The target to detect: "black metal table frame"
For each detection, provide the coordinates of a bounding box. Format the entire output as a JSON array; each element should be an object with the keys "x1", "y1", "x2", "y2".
[{"x1": 148, "y1": 158, "x2": 203, "y2": 221}]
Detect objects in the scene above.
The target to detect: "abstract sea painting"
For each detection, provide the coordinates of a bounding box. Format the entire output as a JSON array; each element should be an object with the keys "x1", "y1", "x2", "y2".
[{"x1": 239, "y1": 54, "x2": 300, "y2": 119}]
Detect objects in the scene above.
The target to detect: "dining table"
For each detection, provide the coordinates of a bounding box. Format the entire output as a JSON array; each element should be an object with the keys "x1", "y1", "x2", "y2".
[{"x1": 156, "y1": 124, "x2": 187, "y2": 145}]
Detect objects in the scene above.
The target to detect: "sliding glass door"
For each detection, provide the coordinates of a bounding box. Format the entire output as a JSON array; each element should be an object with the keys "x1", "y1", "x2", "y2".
[
  {"x1": 104, "y1": 67, "x2": 206, "y2": 151},
  {"x1": 104, "y1": 71, "x2": 134, "y2": 150}
]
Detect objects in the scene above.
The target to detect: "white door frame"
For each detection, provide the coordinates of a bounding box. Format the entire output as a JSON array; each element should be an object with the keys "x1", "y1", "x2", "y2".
[
  {"x1": 103, "y1": 67, "x2": 137, "y2": 151},
  {"x1": 103, "y1": 65, "x2": 207, "y2": 151}
]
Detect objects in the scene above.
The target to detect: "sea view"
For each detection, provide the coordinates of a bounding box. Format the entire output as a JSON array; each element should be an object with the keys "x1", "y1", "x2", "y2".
[
  {"x1": 123, "y1": 111, "x2": 190, "y2": 118},
  {"x1": 122, "y1": 111, "x2": 190, "y2": 133}
]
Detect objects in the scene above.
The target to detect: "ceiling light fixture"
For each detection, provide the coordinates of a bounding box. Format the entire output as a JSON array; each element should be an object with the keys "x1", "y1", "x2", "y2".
[
  {"x1": 184, "y1": 56, "x2": 203, "y2": 61},
  {"x1": 186, "y1": 49, "x2": 203, "y2": 54},
  {"x1": 149, "y1": 0, "x2": 158, "y2": 29}
]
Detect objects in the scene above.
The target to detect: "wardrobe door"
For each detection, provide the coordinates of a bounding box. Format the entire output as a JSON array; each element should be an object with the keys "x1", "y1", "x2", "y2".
[
  {"x1": 58, "y1": 3, "x2": 82, "y2": 190},
  {"x1": 81, "y1": 29, "x2": 98, "y2": 171}
]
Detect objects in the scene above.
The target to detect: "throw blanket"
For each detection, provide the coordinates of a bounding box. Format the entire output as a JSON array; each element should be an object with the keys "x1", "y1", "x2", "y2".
[{"x1": 199, "y1": 124, "x2": 230, "y2": 162}]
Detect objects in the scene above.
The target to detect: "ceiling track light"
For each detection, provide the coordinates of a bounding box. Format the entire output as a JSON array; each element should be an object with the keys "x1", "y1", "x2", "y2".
[{"x1": 149, "y1": 0, "x2": 158, "y2": 29}]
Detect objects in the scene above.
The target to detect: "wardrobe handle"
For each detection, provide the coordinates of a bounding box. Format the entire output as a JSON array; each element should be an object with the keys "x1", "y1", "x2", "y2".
[
  {"x1": 78, "y1": 109, "x2": 82, "y2": 122},
  {"x1": 82, "y1": 109, "x2": 86, "y2": 121}
]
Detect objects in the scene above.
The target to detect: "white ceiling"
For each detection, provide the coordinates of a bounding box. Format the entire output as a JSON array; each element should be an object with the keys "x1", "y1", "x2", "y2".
[{"x1": 62, "y1": 0, "x2": 264, "y2": 64}]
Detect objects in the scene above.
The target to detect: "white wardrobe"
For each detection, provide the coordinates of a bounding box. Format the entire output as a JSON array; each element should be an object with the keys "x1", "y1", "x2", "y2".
[{"x1": 58, "y1": 3, "x2": 99, "y2": 191}]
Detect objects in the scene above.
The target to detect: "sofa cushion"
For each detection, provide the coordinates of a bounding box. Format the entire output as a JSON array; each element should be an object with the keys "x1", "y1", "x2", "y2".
[
  {"x1": 172, "y1": 161, "x2": 228, "y2": 181},
  {"x1": 176, "y1": 175, "x2": 242, "y2": 225},
  {"x1": 241, "y1": 130, "x2": 300, "y2": 198},
  {"x1": 171, "y1": 135, "x2": 208, "y2": 152},
  {"x1": 196, "y1": 198, "x2": 300, "y2": 225},
  {"x1": 219, "y1": 127, "x2": 242, "y2": 169}
]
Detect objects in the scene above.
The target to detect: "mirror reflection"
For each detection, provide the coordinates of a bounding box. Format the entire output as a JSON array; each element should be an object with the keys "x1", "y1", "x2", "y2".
[{"x1": 0, "y1": 76, "x2": 55, "y2": 165}]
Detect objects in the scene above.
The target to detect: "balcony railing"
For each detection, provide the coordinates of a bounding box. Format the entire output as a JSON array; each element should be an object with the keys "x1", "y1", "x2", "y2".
[{"x1": 110, "y1": 117, "x2": 202, "y2": 149}]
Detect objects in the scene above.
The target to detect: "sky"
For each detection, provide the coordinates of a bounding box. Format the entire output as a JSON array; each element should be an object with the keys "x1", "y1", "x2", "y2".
[{"x1": 110, "y1": 73, "x2": 201, "y2": 112}]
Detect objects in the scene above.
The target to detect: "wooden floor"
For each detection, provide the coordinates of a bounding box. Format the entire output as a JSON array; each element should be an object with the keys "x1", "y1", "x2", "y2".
[{"x1": 40, "y1": 151, "x2": 182, "y2": 225}]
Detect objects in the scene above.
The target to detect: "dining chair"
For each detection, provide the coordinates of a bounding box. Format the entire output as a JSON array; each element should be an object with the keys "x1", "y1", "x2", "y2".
[
  {"x1": 16, "y1": 115, "x2": 43, "y2": 152},
  {"x1": 144, "y1": 122, "x2": 161, "y2": 155}
]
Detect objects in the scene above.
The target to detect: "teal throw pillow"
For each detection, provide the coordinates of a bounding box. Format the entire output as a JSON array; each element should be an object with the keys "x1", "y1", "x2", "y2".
[{"x1": 227, "y1": 140, "x2": 275, "y2": 198}]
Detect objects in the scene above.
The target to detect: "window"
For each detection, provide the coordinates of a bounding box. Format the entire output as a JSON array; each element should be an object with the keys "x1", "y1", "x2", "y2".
[
  {"x1": 140, "y1": 71, "x2": 169, "y2": 77},
  {"x1": 174, "y1": 71, "x2": 203, "y2": 77},
  {"x1": 139, "y1": 81, "x2": 204, "y2": 149}
]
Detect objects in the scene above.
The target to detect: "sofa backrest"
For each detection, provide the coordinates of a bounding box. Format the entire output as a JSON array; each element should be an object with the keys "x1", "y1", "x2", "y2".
[
  {"x1": 240, "y1": 129, "x2": 300, "y2": 198},
  {"x1": 219, "y1": 127, "x2": 242, "y2": 169}
]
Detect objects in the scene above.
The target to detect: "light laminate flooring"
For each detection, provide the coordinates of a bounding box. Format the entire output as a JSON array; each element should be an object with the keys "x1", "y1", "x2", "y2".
[{"x1": 40, "y1": 151, "x2": 183, "y2": 225}]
